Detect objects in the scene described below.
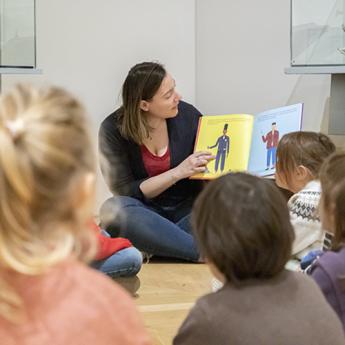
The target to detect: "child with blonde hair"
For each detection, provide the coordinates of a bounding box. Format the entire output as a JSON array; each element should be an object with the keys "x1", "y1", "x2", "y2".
[
  {"x1": 275, "y1": 131, "x2": 335, "y2": 262},
  {"x1": 173, "y1": 173, "x2": 344, "y2": 344},
  {"x1": 311, "y1": 152, "x2": 345, "y2": 330},
  {"x1": 0, "y1": 85, "x2": 150, "y2": 345}
]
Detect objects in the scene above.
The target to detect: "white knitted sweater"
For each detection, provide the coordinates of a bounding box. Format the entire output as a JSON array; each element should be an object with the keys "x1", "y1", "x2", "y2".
[{"x1": 288, "y1": 180, "x2": 324, "y2": 259}]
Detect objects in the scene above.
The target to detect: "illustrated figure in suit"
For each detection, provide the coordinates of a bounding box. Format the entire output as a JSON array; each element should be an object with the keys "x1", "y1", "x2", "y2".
[
  {"x1": 261, "y1": 122, "x2": 279, "y2": 170},
  {"x1": 208, "y1": 123, "x2": 230, "y2": 173}
]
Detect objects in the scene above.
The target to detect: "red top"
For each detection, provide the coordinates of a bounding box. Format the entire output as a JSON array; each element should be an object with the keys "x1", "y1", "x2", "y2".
[
  {"x1": 89, "y1": 221, "x2": 132, "y2": 261},
  {"x1": 141, "y1": 145, "x2": 171, "y2": 177}
]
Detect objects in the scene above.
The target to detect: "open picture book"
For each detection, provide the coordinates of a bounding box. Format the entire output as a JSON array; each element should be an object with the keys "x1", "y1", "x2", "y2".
[{"x1": 191, "y1": 103, "x2": 303, "y2": 179}]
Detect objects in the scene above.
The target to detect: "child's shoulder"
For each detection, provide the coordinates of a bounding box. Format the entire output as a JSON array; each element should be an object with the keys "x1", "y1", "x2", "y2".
[
  {"x1": 314, "y1": 247, "x2": 345, "y2": 274},
  {"x1": 3, "y1": 260, "x2": 149, "y2": 345},
  {"x1": 194, "y1": 271, "x2": 324, "y2": 312},
  {"x1": 290, "y1": 180, "x2": 321, "y2": 199},
  {"x1": 53, "y1": 259, "x2": 134, "y2": 313},
  {"x1": 57, "y1": 260, "x2": 149, "y2": 337},
  {"x1": 288, "y1": 180, "x2": 321, "y2": 207},
  {"x1": 66, "y1": 259, "x2": 129, "y2": 295}
]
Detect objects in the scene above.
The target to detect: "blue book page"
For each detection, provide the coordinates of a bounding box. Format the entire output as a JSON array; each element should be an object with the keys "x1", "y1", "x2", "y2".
[{"x1": 248, "y1": 103, "x2": 303, "y2": 176}]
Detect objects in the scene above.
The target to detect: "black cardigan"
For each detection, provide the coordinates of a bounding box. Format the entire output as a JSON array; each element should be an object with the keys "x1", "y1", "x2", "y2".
[{"x1": 99, "y1": 100, "x2": 203, "y2": 207}]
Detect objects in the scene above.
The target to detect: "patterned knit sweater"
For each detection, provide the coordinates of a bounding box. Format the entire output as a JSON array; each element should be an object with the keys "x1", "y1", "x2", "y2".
[{"x1": 288, "y1": 180, "x2": 324, "y2": 259}]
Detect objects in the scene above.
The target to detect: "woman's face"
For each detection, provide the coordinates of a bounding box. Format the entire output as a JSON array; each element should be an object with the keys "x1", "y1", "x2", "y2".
[{"x1": 143, "y1": 73, "x2": 181, "y2": 119}]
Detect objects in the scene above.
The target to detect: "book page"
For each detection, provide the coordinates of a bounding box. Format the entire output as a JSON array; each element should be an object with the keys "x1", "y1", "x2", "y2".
[
  {"x1": 191, "y1": 114, "x2": 254, "y2": 179},
  {"x1": 248, "y1": 103, "x2": 303, "y2": 177}
]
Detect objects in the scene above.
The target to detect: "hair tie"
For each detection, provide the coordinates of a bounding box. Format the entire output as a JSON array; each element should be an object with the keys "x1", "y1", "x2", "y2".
[{"x1": 5, "y1": 118, "x2": 24, "y2": 140}]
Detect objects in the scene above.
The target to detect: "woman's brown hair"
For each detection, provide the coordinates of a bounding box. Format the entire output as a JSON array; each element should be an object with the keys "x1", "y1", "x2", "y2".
[
  {"x1": 118, "y1": 61, "x2": 166, "y2": 144},
  {"x1": 192, "y1": 172, "x2": 294, "y2": 285},
  {"x1": 276, "y1": 131, "x2": 335, "y2": 189},
  {"x1": 319, "y1": 152, "x2": 345, "y2": 250}
]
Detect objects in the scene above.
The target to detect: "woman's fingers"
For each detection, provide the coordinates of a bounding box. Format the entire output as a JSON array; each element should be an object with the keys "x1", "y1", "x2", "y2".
[
  {"x1": 194, "y1": 152, "x2": 215, "y2": 161},
  {"x1": 196, "y1": 155, "x2": 215, "y2": 164},
  {"x1": 194, "y1": 151, "x2": 212, "y2": 157},
  {"x1": 193, "y1": 166, "x2": 207, "y2": 173},
  {"x1": 197, "y1": 158, "x2": 208, "y2": 166},
  {"x1": 191, "y1": 157, "x2": 204, "y2": 166},
  {"x1": 204, "y1": 154, "x2": 215, "y2": 161}
]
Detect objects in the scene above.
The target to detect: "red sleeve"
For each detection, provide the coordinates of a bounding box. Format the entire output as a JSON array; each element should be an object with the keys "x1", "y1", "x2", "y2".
[
  {"x1": 95, "y1": 233, "x2": 133, "y2": 261},
  {"x1": 89, "y1": 221, "x2": 133, "y2": 261}
]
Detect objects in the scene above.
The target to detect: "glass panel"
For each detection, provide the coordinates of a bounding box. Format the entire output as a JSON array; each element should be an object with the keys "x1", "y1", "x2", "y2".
[
  {"x1": 291, "y1": 0, "x2": 345, "y2": 66},
  {"x1": 0, "y1": 0, "x2": 36, "y2": 68}
]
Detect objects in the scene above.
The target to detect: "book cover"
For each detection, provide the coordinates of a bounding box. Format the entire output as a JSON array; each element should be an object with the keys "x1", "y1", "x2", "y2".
[{"x1": 191, "y1": 103, "x2": 303, "y2": 179}]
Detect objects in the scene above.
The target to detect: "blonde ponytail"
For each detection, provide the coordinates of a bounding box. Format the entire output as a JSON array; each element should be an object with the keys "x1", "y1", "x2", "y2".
[{"x1": 0, "y1": 85, "x2": 97, "y2": 321}]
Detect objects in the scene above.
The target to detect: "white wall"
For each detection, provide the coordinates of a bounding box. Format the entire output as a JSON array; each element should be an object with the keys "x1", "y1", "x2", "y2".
[
  {"x1": 2, "y1": 0, "x2": 197, "y2": 210},
  {"x1": 3, "y1": 0, "x2": 345, "y2": 212},
  {"x1": 195, "y1": 0, "x2": 345, "y2": 147}
]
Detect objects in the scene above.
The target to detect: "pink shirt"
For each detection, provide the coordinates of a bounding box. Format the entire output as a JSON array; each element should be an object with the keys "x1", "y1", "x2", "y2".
[{"x1": 0, "y1": 259, "x2": 151, "y2": 345}]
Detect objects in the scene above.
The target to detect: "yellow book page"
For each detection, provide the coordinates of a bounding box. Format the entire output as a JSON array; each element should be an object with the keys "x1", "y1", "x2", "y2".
[{"x1": 191, "y1": 114, "x2": 254, "y2": 179}]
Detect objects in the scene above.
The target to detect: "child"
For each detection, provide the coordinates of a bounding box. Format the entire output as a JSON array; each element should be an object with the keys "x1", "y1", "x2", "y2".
[
  {"x1": 0, "y1": 85, "x2": 151, "y2": 344},
  {"x1": 173, "y1": 173, "x2": 344, "y2": 344},
  {"x1": 90, "y1": 221, "x2": 142, "y2": 279},
  {"x1": 275, "y1": 131, "x2": 335, "y2": 261},
  {"x1": 311, "y1": 152, "x2": 345, "y2": 330},
  {"x1": 90, "y1": 221, "x2": 143, "y2": 295}
]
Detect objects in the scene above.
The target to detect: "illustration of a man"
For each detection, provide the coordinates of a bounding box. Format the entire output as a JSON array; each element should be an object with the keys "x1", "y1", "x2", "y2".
[
  {"x1": 207, "y1": 123, "x2": 230, "y2": 173},
  {"x1": 261, "y1": 122, "x2": 279, "y2": 170}
]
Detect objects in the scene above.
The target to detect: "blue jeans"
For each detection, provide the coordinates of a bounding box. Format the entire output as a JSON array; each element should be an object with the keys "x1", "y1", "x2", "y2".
[
  {"x1": 99, "y1": 196, "x2": 199, "y2": 262},
  {"x1": 266, "y1": 147, "x2": 277, "y2": 168},
  {"x1": 92, "y1": 246, "x2": 143, "y2": 278}
]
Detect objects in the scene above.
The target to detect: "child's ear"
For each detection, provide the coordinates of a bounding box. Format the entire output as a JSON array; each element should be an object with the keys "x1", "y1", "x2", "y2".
[
  {"x1": 296, "y1": 165, "x2": 312, "y2": 181},
  {"x1": 140, "y1": 100, "x2": 150, "y2": 112},
  {"x1": 83, "y1": 173, "x2": 96, "y2": 199},
  {"x1": 73, "y1": 173, "x2": 96, "y2": 209}
]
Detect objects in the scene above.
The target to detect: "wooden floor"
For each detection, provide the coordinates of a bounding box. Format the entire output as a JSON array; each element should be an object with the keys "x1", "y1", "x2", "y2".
[{"x1": 134, "y1": 261, "x2": 212, "y2": 345}]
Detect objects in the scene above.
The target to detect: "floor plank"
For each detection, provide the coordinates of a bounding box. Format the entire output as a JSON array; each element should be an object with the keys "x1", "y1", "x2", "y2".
[{"x1": 135, "y1": 262, "x2": 212, "y2": 345}]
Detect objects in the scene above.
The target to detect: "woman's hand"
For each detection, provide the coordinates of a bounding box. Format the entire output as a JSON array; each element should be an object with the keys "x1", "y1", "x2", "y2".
[
  {"x1": 140, "y1": 151, "x2": 214, "y2": 199},
  {"x1": 172, "y1": 151, "x2": 215, "y2": 180}
]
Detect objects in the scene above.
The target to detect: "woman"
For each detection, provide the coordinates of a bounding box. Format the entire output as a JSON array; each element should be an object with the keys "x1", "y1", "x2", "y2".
[{"x1": 99, "y1": 62, "x2": 213, "y2": 261}]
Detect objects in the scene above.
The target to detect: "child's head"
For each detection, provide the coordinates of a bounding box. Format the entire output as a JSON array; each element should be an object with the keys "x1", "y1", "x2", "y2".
[
  {"x1": 275, "y1": 131, "x2": 335, "y2": 193},
  {"x1": 0, "y1": 84, "x2": 96, "y2": 276},
  {"x1": 192, "y1": 172, "x2": 294, "y2": 285},
  {"x1": 319, "y1": 152, "x2": 345, "y2": 250}
]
